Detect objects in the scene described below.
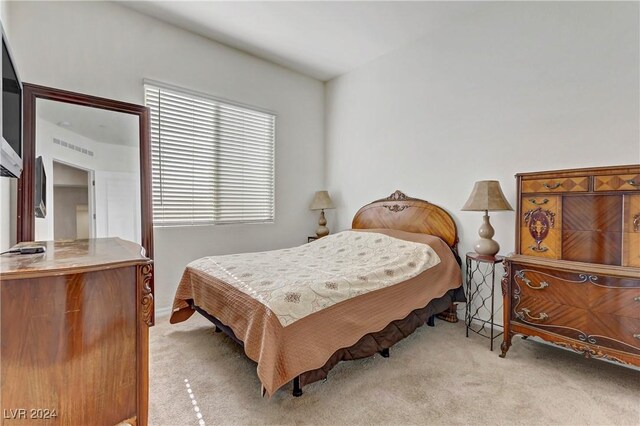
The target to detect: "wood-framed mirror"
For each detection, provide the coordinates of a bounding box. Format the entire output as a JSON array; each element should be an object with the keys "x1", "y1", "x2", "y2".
[{"x1": 17, "y1": 83, "x2": 154, "y2": 258}]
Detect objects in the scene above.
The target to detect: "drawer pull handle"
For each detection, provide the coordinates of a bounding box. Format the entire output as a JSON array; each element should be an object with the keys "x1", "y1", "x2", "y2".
[
  {"x1": 634, "y1": 214, "x2": 640, "y2": 232},
  {"x1": 529, "y1": 246, "x2": 549, "y2": 253},
  {"x1": 517, "y1": 271, "x2": 550, "y2": 290},
  {"x1": 634, "y1": 296, "x2": 640, "y2": 302},
  {"x1": 521, "y1": 308, "x2": 549, "y2": 322},
  {"x1": 527, "y1": 280, "x2": 549, "y2": 290},
  {"x1": 626, "y1": 179, "x2": 640, "y2": 187},
  {"x1": 528, "y1": 198, "x2": 549, "y2": 206},
  {"x1": 543, "y1": 182, "x2": 562, "y2": 190},
  {"x1": 634, "y1": 334, "x2": 640, "y2": 340}
]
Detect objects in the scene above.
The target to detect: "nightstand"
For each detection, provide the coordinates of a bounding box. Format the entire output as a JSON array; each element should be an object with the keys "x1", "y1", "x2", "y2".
[{"x1": 465, "y1": 252, "x2": 504, "y2": 351}]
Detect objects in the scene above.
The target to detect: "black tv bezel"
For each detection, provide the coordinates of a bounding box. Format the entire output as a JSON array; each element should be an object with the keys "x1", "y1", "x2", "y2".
[{"x1": 0, "y1": 18, "x2": 23, "y2": 178}]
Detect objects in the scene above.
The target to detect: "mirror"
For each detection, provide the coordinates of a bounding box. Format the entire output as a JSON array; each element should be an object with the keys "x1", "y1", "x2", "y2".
[
  {"x1": 34, "y1": 99, "x2": 142, "y2": 244},
  {"x1": 18, "y1": 84, "x2": 153, "y2": 257}
]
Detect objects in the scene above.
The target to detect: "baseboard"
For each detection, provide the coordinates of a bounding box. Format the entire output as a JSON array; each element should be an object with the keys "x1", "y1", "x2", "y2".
[{"x1": 155, "y1": 305, "x2": 172, "y2": 319}]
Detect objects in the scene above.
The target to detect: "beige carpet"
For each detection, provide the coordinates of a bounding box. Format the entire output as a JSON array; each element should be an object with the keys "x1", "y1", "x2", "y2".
[{"x1": 149, "y1": 313, "x2": 640, "y2": 425}]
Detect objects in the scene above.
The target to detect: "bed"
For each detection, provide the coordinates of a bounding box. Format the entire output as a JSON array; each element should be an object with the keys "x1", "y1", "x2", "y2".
[{"x1": 170, "y1": 190, "x2": 464, "y2": 397}]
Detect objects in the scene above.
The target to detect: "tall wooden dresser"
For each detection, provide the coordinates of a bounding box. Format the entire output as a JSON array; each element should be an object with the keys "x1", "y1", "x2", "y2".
[
  {"x1": 1, "y1": 238, "x2": 154, "y2": 425},
  {"x1": 500, "y1": 165, "x2": 640, "y2": 367}
]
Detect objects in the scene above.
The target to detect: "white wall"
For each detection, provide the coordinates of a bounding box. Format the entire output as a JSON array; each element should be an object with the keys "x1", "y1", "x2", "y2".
[
  {"x1": 0, "y1": 0, "x2": 7, "y2": 24},
  {"x1": 8, "y1": 1, "x2": 325, "y2": 313},
  {"x1": 325, "y1": 2, "x2": 640, "y2": 319}
]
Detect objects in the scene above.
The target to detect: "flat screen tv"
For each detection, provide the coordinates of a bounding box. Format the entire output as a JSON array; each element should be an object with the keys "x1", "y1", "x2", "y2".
[
  {"x1": 34, "y1": 156, "x2": 46, "y2": 218},
  {"x1": 1, "y1": 20, "x2": 23, "y2": 178}
]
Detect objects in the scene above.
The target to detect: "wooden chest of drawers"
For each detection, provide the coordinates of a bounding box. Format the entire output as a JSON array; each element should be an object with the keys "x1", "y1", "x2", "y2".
[
  {"x1": 0, "y1": 238, "x2": 154, "y2": 425},
  {"x1": 501, "y1": 165, "x2": 640, "y2": 367}
]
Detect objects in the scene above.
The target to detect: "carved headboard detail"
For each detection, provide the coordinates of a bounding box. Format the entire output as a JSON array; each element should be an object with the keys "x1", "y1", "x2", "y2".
[{"x1": 351, "y1": 190, "x2": 459, "y2": 250}]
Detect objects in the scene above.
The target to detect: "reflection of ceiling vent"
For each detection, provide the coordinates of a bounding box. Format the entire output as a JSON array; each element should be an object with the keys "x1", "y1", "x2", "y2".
[{"x1": 53, "y1": 137, "x2": 94, "y2": 157}]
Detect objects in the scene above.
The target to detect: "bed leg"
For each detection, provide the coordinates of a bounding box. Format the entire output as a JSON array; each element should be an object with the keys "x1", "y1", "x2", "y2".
[
  {"x1": 379, "y1": 348, "x2": 390, "y2": 358},
  {"x1": 292, "y1": 376, "x2": 303, "y2": 397},
  {"x1": 427, "y1": 315, "x2": 435, "y2": 327}
]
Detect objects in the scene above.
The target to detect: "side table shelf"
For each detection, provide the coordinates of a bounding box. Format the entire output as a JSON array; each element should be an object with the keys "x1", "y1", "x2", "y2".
[{"x1": 465, "y1": 252, "x2": 504, "y2": 351}]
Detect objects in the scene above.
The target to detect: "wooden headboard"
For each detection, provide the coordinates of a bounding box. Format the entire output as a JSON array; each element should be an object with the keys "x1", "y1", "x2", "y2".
[{"x1": 352, "y1": 190, "x2": 459, "y2": 250}]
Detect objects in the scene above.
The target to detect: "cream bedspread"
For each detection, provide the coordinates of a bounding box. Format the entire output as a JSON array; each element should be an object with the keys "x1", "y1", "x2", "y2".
[
  {"x1": 185, "y1": 230, "x2": 441, "y2": 326},
  {"x1": 170, "y1": 229, "x2": 462, "y2": 396}
]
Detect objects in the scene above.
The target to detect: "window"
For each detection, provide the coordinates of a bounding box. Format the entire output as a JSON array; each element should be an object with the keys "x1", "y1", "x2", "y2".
[{"x1": 145, "y1": 83, "x2": 275, "y2": 226}]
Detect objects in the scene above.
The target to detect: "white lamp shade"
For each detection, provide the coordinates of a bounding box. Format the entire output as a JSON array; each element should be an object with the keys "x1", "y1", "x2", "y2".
[
  {"x1": 461, "y1": 180, "x2": 513, "y2": 212},
  {"x1": 309, "y1": 190, "x2": 335, "y2": 210}
]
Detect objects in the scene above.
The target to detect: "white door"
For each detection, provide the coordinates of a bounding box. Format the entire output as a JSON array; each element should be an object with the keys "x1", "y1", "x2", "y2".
[{"x1": 94, "y1": 171, "x2": 141, "y2": 244}]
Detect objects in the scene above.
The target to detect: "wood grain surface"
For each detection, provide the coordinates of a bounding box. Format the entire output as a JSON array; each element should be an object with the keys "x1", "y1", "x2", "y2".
[
  {"x1": 595, "y1": 173, "x2": 640, "y2": 191},
  {"x1": 521, "y1": 176, "x2": 589, "y2": 193},
  {"x1": 520, "y1": 195, "x2": 561, "y2": 259},
  {"x1": 561, "y1": 195, "x2": 622, "y2": 265},
  {"x1": 351, "y1": 190, "x2": 458, "y2": 249},
  {"x1": 623, "y1": 194, "x2": 640, "y2": 267},
  {"x1": 512, "y1": 266, "x2": 589, "y2": 308},
  {"x1": 0, "y1": 239, "x2": 153, "y2": 425},
  {"x1": 502, "y1": 164, "x2": 640, "y2": 367},
  {"x1": 0, "y1": 238, "x2": 147, "y2": 279}
]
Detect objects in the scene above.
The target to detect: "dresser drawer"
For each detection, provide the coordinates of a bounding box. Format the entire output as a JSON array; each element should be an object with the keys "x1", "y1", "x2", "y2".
[
  {"x1": 588, "y1": 282, "x2": 640, "y2": 319},
  {"x1": 512, "y1": 295, "x2": 587, "y2": 341},
  {"x1": 521, "y1": 176, "x2": 589, "y2": 194},
  {"x1": 594, "y1": 173, "x2": 640, "y2": 192},
  {"x1": 512, "y1": 266, "x2": 589, "y2": 308},
  {"x1": 511, "y1": 263, "x2": 640, "y2": 316},
  {"x1": 521, "y1": 196, "x2": 560, "y2": 211},
  {"x1": 511, "y1": 293, "x2": 640, "y2": 354},
  {"x1": 587, "y1": 312, "x2": 640, "y2": 354}
]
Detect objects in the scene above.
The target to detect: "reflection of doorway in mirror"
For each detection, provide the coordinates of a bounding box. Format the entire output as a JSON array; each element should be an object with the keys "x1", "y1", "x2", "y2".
[
  {"x1": 33, "y1": 98, "x2": 142, "y2": 244},
  {"x1": 52, "y1": 161, "x2": 94, "y2": 240}
]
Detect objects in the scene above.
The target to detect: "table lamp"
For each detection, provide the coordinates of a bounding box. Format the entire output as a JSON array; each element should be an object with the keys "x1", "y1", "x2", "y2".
[
  {"x1": 461, "y1": 180, "x2": 513, "y2": 256},
  {"x1": 309, "y1": 190, "x2": 335, "y2": 238}
]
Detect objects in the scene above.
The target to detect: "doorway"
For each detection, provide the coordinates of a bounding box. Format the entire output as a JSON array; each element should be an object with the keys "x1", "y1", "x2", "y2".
[{"x1": 52, "y1": 161, "x2": 94, "y2": 240}]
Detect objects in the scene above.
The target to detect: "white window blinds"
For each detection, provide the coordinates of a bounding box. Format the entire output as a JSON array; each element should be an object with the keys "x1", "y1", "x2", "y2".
[{"x1": 145, "y1": 83, "x2": 275, "y2": 226}]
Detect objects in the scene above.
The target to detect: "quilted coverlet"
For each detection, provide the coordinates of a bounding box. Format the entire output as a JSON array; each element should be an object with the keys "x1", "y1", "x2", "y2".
[
  {"x1": 171, "y1": 229, "x2": 462, "y2": 396},
  {"x1": 183, "y1": 231, "x2": 441, "y2": 326}
]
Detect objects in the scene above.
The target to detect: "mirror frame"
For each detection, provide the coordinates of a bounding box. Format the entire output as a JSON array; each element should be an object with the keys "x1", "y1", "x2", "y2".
[{"x1": 18, "y1": 83, "x2": 154, "y2": 258}]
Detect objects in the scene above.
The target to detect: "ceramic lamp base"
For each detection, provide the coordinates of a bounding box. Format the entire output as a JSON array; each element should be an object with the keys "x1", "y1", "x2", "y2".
[
  {"x1": 316, "y1": 210, "x2": 330, "y2": 238},
  {"x1": 474, "y1": 238, "x2": 500, "y2": 256},
  {"x1": 474, "y1": 211, "x2": 500, "y2": 256}
]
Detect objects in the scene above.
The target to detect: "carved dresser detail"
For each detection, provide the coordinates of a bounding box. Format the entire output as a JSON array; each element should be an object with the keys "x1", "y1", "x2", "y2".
[
  {"x1": 1, "y1": 238, "x2": 154, "y2": 425},
  {"x1": 501, "y1": 165, "x2": 640, "y2": 367}
]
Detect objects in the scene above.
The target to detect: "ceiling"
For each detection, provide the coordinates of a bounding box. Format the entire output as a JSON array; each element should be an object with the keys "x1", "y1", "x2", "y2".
[
  {"x1": 37, "y1": 99, "x2": 139, "y2": 147},
  {"x1": 120, "y1": 1, "x2": 484, "y2": 81}
]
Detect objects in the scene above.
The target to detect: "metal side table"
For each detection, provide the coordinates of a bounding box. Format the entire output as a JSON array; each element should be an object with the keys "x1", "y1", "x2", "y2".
[{"x1": 465, "y1": 252, "x2": 504, "y2": 351}]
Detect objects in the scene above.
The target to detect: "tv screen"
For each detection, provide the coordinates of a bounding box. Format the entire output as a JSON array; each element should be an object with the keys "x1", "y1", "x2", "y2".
[
  {"x1": 2, "y1": 42, "x2": 20, "y2": 156},
  {"x1": 1, "y1": 23, "x2": 23, "y2": 178}
]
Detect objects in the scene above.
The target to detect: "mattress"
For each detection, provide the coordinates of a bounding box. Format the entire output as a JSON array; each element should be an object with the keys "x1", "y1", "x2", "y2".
[{"x1": 170, "y1": 228, "x2": 463, "y2": 396}]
